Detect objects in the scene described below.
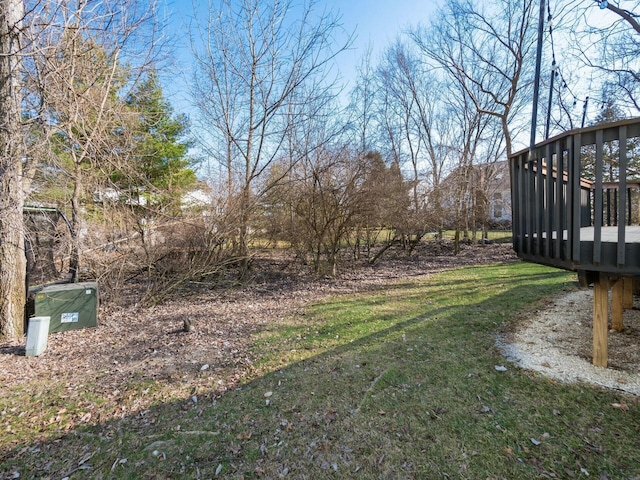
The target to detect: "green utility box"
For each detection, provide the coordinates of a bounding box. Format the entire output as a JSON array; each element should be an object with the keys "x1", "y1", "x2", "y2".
[{"x1": 34, "y1": 282, "x2": 98, "y2": 333}]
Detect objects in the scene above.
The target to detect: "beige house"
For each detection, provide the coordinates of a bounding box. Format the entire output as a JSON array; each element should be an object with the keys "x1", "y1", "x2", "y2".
[{"x1": 437, "y1": 160, "x2": 511, "y2": 228}]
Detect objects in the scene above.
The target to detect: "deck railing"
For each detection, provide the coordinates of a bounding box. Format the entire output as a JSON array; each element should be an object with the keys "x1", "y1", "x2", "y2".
[{"x1": 509, "y1": 117, "x2": 640, "y2": 274}]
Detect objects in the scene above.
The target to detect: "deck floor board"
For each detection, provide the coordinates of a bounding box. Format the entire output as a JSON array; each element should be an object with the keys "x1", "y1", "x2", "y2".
[{"x1": 535, "y1": 226, "x2": 640, "y2": 243}]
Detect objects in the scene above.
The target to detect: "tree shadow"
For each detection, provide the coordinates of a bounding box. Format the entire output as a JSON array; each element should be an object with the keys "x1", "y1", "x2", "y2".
[{"x1": 3, "y1": 266, "x2": 614, "y2": 479}]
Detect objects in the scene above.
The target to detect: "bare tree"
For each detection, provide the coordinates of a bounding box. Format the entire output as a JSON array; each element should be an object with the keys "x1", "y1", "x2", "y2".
[
  {"x1": 23, "y1": 0, "x2": 162, "y2": 279},
  {"x1": 567, "y1": 0, "x2": 640, "y2": 112},
  {"x1": 0, "y1": 0, "x2": 26, "y2": 340},
  {"x1": 190, "y1": 0, "x2": 351, "y2": 276},
  {"x1": 348, "y1": 45, "x2": 378, "y2": 155},
  {"x1": 412, "y1": 0, "x2": 537, "y2": 157},
  {"x1": 377, "y1": 41, "x2": 424, "y2": 213},
  {"x1": 376, "y1": 39, "x2": 461, "y2": 239}
]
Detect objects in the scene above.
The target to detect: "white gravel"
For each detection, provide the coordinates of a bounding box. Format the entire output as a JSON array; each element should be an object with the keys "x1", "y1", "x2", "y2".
[{"x1": 497, "y1": 289, "x2": 640, "y2": 396}]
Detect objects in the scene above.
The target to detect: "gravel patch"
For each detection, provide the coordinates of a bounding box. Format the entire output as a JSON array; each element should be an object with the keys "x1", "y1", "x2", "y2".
[{"x1": 498, "y1": 289, "x2": 640, "y2": 396}]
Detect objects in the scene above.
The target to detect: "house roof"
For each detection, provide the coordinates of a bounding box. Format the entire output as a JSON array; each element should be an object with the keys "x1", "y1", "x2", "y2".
[{"x1": 440, "y1": 160, "x2": 510, "y2": 193}]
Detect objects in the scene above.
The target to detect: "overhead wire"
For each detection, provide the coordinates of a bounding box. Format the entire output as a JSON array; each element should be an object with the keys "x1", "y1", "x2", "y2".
[{"x1": 544, "y1": 1, "x2": 609, "y2": 134}]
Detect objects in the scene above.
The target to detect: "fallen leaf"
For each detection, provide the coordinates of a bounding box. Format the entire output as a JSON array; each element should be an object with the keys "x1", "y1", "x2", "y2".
[
  {"x1": 612, "y1": 402, "x2": 629, "y2": 411},
  {"x1": 503, "y1": 447, "x2": 513, "y2": 455},
  {"x1": 325, "y1": 409, "x2": 337, "y2": 424}
]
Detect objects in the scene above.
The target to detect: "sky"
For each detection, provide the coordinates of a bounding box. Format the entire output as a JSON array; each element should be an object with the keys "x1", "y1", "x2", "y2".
[{"x1": 157, "y1": 0, "x2": 441, "y2": 117}]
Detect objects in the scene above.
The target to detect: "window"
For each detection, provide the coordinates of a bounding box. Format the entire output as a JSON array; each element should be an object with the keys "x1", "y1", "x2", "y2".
[{"x1": 493, "y1": 192, "x2": 503, "y2": 218}]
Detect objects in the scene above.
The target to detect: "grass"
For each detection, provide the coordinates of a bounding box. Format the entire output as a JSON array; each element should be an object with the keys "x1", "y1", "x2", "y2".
[
  {"x1": 2, "y1": 262, "x2": 640, "y2": 479},
  {"x1": 436, "y1": 229, "x2": 513, "y2": 243}
]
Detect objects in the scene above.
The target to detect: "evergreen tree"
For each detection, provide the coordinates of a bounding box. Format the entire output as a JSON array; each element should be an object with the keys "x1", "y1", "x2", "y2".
[{"x1": 124, "y1": 71, "x2": 197, "y2": 211}]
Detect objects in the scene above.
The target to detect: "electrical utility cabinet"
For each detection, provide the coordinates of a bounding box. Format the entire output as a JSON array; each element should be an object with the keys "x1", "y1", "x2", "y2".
[{"x1": 34, "y1": 282, "x2": 98, "y2": 333}]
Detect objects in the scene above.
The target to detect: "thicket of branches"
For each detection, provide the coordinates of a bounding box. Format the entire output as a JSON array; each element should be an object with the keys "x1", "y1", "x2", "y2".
[{"x1": 2, "y1": 0, "x2": 640, "y2": 339}]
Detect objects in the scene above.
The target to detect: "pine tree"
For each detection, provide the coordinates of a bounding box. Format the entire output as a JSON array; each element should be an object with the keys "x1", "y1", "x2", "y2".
[{"x1": 124, "y1": 71, "x2": 197, "y2": 212}]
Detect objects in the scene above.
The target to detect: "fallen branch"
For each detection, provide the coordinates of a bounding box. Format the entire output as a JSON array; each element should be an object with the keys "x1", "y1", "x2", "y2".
[{"x1": 353, "y1": 368, "x2": 390, "y2": 414}]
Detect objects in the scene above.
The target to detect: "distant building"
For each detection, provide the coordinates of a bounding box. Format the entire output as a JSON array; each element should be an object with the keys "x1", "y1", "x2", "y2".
[
  {"x1": 437, "y1": 161, "x2": 511, "y2": 228},
  {"x1": 180, "y1": 188, "x2": 213, "y2": 210}
]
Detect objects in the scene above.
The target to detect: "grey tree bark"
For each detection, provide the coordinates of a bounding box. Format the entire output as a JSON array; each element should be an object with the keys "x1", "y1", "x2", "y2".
[{"x1": 0, "y1": 0, "x2": 26, "y2": 340}]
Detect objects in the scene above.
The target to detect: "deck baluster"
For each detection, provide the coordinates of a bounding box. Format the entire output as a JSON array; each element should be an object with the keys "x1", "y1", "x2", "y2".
[
  {"x1": 545, "y1": 143, "x2": 553, "y2": 258},
  {"x1": 536, "y1": 153, "x2": 544, "y2": 257},
  {"x1": 593, "y1": 129, "x2": 604, "y2": 265},
  {"x1": 555, "y1": 142, "x2": 564, "y2": 259},
  {"x1": 571, "y1": 133, "x2": 582, "y2": 262},
  {"x1": 526, "y1": 156, "x2": 535, "y2": 254},
  {"x1": 617, "y1": 126, "x2": 627, "y2": 268}
]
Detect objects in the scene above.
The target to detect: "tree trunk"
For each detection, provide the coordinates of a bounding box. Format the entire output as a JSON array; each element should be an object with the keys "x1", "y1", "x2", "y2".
[
  {"x1": 0, "y1": 0, "x2": 26, "y2": 341},
  {"x1": 69, "y1": 162, "x2": 82, "y2": 282}
]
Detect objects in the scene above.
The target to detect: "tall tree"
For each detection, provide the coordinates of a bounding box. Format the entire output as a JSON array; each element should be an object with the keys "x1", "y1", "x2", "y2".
[
  {"x1": 412, "y1": 0, "x2": 537, "y2": 157},
  {"x1": 377, "y1": 41, "x2": 424, "y2": 213},
  {"x1": 0, "y1": 0, "x2": 26, "y2": 340},
  {"x1": 23, "y1": 0, "x2": 161, "y2": 278},
  {"x1": 579, "y1": 1, "x2": 640, "y2": 112},
  {"x1": 191, "y1": 0, "x2": 350, "y2": 275},
  {"x1": 123, "y1": 70, "x2": 196, "y2": 212},
  {"x1": 349, "y1": 45, "x2": 378, "y2": 155}
]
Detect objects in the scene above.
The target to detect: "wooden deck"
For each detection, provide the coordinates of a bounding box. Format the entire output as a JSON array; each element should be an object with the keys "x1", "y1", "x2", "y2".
[
  {"x1": 510, "y1": 117, "x2": 640, "y2": 367},
  {"x1": 580, "y1": 226, "x2": 640, "y2": 243},
  {"x1": 536, "y1": 226, "x2": 640, "y2": 242}
]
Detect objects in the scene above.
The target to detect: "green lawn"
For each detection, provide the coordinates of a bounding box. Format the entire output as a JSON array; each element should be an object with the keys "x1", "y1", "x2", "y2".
[
  {"x1": 436, "y1": 229, "x2": 513, "y2": 243},
  {"x1": 2, "y1": 262, "x2": 639, "y2": 479}
]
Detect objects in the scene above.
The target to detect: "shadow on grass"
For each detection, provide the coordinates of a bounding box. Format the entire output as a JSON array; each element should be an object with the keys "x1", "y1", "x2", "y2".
[{"x1": 1, "y1": 264, "x2": 638, "y2": 479}]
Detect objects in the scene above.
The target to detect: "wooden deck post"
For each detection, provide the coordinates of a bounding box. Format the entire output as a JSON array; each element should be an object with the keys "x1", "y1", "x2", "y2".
[
  {"x1": 623, "y1": 277, "x2": 634, "y2": 309},
  {"x1": 593, "y1": 273, "x2": 609, "y2": 368},
  {"x1": 612, "y1": 278, "x2": 624, "y2": 332}
]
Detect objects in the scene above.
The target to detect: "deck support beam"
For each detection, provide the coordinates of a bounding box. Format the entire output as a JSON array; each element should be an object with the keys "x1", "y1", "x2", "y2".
[
  {"x1": 624, "y1": 278, "x2": 634, "y2": 309},
  {"x1": 612, "y1": 278, "x2": 624, "y2": 332},
  {"x1": 591, "y1": 274, "x2": 637, "y2": 367},
  {"x1": 593, "y1": 273, "x2": 609, "y2": 367}
]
